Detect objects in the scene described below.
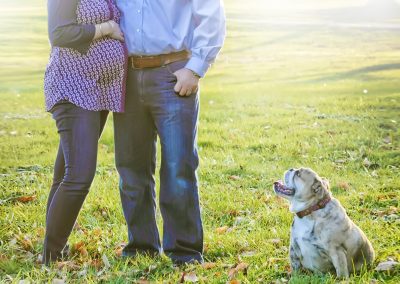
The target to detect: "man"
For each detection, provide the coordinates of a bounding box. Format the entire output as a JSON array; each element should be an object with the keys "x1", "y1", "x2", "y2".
[{"x1": 114, "y1": 0, "x2": 226, "y2": 265}]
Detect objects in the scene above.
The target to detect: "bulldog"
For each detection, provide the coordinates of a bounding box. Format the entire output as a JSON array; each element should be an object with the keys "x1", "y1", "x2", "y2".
[{"x1": 273, "y1": 168, "x2": 375, "y2": 278}]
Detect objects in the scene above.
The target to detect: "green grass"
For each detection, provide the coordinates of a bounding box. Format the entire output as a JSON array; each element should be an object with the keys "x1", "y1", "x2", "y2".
[{"x1": 0, "y1": 0, "x2": 399, "y2": 282}]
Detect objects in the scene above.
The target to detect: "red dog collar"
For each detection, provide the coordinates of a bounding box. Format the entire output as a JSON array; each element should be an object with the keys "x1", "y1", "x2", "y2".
[{"x1": 296, "y1": 196, "x2": 331, "y2": 218}]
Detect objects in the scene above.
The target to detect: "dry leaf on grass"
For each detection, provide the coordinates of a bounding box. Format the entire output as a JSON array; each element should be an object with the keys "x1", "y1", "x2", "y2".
[
  {"x1": 16, "y1": 195, "x2": 36, "y2": 203},
  {"x1": 52, "y1": 279, "x2": 65, "y2": 284},
  {"x1": 202, "y1": 262, "x2": 217, "y2": 269},
  {"x1": 56, "y1": 261, "x2": 80, "y2": 271},
  {"x1": 229, "y1": 280, "x2": 241, "y2": 284},
  {"x1": 240, "y1": 251, "x2": 256, "y2": 257},
  {"x1": 72, "y1": 241, "x2": 88, "y2": 257},
  {"x1": 375, "y1": 260, "x2": 399, "y2": 271},
  {"x1": 383, "y1": 136, "x2": 392, "y2": 144},
  {"x1": 184, "y1": 272, "x2": 199, "y2": 282},
  {"x1": 180, "y1": 272, "x2": 199, "y2": 283},
  {"x1": 215, "y1": 226, "x2": 230, "y2": 234},
  {"x1": 15, "y1": 235, "x2": 34, "y2": 251},
  {"x1": 102, "y1": 254, "x2": 110, "y2": 269},
  {"x1": 90, "y1": 258, "x2": 103, "y2": 269},
  {"x1": 227, "y1": 210, "x2": 240, "y2": 217},
  {"x1": 269, "y1": 238, "x2": 281, "y2": 245},
  {"x1": 337, "y1": 182, "x2": 350, "y2": 190},
  {"x1": 228, "y1": 175, "x2": 240, "y2": 181},
  {"x1": 228, "y1": 262, "x2": 248, "y2": 280},
  {"x1": 114, "y1": 242, "x2": 126, "y2": 257}
]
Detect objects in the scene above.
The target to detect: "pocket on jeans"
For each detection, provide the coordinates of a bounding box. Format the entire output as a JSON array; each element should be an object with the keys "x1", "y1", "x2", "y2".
[{"x1": 165, "y1": 59, "x2": 189, "y2": 76}]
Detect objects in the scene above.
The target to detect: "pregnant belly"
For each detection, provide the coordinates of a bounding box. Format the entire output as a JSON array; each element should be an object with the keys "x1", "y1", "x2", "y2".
[{"x1": 85, "y1": 38, "x2": 126, "y2": 78}]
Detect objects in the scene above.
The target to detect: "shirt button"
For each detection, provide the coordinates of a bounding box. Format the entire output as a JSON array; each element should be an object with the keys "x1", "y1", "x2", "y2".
[
  {"x1": 137, "y1": 10, "x2": 141, "y2": 13},
  {"x1": 136, "y1": 29, "x2": 140, "y2": 32}
]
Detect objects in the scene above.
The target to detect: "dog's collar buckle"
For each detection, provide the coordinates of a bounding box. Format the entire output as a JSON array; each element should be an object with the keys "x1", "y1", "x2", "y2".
[{"x1": 296, "y1": 196, "x2": 332, "y2": 218}]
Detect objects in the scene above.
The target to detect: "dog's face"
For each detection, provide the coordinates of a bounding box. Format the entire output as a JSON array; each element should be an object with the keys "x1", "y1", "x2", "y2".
[{"x1": 274, "y1": 168, "x2": 330, "y2": 210}]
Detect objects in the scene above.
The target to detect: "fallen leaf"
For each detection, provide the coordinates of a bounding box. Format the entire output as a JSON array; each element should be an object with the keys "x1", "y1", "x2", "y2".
[
  {"x1": 115, "y1": 247, "x2": 123, "y2": 257},
  {"x1": 17, "y1": 235, "x2": 34, "y2": 251},
  {"x1": 73, "y1": 241, "x2": 88, "y2": 257},
  {"x1": 241, "y1": 251, "x2": 256, "y2": 257},
  {"x1": 227, "y1": 210, "x2": 240, "y2": 217},
  {"x1": 35, "y1": 227, "x2": 45, "y2": 237},
  {"x1": 36, "y1": 254, "x2": 43, "y2": 264},
  {"x1": 383, "y1": 136, "x2": 392, "y2": 144},
  {"x1": 93, "y1": 228, "x2": 102, "y2": 236},
  {"x1": 90, "y1": 259, "x2": 102, "y2": 269},
  {"x1": 52, "y1": 279, "x2": 65, "y2": 284},
  {"x1": 102, "y1": 254, "x2": 110, "y2": 269},
  {"x1": 56, "y1": 261, "x2": 80, "y2": 271},
  {"x1": 375, "y1": 260, "x2": 400, "y2": 271},
  {"x1": 114, "y1": 242, "x2": 126, "y2": 257},
  {"x1": 229, "y1": 175, "x2": 240, "y2": 181},
  {"x1": 202, "y1": 262, "x2": 217, "y2": 269},
  {"x1": 228, "y1": 262, "x2": 248, "y2": 280},
  {"x1": 183, "y1": 272, "x2": 199, "y2": 282},
  {"x1": 234, "y1": 217, "x2": 247, "y2": 226},
  {"x1": 236, "y1": 262, "x2": 248, "y2": 272},
  {"x1": 337, "y1": 182, "x2": 350, "y2": 190},
  {"x1": 215, "y1": 226, "x2": 229, "y2": 234},
  {"x1": 363, "y1": 158, "x2": 372, "y2": 167},
  {"x1": 78, "y1": 268, "x2": 88, "y2": 277},
  {"x1": 16, "y1": 195, "x2": 36, "y2": 203},
  {"x1": 228, "y1": 268, "x2": 237, "y2": 279},
  {"x1": 375, "y1": 260, "x2": 399, "y2": 271},
  {"x1": 269, "y1": 238, "x2": 281, "y2": 245},
  {"x1": 370, "y1": 170, "x2": 378, "y2": 177},
  {"x1": 229, "y1": 280, "x2": 241, "y2": 284}
]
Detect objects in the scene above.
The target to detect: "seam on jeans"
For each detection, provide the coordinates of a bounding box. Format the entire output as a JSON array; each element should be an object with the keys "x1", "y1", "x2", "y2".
[{"x1": 148, "y1": 129, "x2": 158, "y2": 244}]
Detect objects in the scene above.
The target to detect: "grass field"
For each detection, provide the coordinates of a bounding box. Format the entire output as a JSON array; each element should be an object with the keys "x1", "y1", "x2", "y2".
[{"x1": 0, "y1": 0, "x2": 399, "y2": 283}]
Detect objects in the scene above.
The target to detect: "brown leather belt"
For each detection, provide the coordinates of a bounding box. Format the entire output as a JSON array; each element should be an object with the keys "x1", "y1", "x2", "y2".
[{"x1": 129, "y1": 50, "x2": 190, "y2": 69}]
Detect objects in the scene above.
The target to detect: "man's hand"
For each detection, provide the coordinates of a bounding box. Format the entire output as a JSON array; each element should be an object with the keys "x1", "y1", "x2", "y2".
[{"x1": 173, "y1": 68, "x2": 200, "y2": 96}]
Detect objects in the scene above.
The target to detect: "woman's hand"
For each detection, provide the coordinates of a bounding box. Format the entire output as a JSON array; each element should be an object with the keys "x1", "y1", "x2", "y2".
[
  {"x1": 107, "y1": 20, "x2": 124, "y2": 42},
  {"x1": 95, "y1": 20, "x2": 124, "y2": 42}
]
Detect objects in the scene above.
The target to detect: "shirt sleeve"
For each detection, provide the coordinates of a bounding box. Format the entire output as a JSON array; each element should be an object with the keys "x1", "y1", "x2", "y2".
[
  {"x1": 185, "y1": 0, "x2": 226, "y2": 77},
  {"x1": 47, "y1": 0, "x2": 96, "y2": 54}
]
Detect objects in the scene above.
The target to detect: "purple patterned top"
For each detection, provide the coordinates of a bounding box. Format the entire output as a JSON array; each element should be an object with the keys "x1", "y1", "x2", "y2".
[{"x1": 44, "y1": 0, "x2": 127, "y2": 113}]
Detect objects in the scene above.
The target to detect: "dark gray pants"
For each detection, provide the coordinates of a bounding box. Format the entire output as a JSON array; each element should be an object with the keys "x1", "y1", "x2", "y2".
[{"x1": 43, "y1": 102, "x2": 108, "y2": 264}]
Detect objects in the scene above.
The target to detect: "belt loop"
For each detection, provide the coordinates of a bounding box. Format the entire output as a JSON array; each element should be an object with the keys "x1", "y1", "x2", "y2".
[{"x1": 130, "y1": 58, "x2": 135, "y2": 69}]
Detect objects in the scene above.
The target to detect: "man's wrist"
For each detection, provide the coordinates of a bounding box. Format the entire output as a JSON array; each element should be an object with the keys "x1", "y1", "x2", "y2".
[{"x1": 191, "y1": 70, "x2": 201, "y2": 79}]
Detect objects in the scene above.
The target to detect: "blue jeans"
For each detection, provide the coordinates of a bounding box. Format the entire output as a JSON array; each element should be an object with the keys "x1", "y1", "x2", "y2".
[
  {"x1": 43, "y1": 102, "x2": 108, "y2": 264},
  {"x1": 113, "y1": 59, "x2": 203, "y2": 264}
]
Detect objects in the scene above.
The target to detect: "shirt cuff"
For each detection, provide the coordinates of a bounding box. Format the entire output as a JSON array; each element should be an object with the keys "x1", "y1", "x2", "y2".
[{"x1": 185, "y1": 56, "x2": 211, "y2": 78}]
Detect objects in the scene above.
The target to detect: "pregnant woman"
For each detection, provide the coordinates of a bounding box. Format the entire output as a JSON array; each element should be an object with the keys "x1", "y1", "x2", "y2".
[{"x1": 43, "y1": 0, "x2": 127, "y2": 264}]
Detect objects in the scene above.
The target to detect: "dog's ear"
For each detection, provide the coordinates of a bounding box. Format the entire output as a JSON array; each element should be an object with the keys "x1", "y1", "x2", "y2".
[
  {"x1": 321, "y1": 178, "x2": 330, "y2": 191},
  {"x1": 312, "y1": 178, "x2": 329, "y2": 193}
]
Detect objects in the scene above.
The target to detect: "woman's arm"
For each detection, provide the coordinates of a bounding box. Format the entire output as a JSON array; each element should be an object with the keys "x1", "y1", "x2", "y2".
[{"x1": 48, "y1": 0, "x2": 121, "y2": 53}]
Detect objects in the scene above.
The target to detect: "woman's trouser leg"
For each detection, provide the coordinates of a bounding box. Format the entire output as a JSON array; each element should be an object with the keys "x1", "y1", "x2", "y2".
[{"x1": 43, "y1": 103, "x2": 108, "y2": 264}]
